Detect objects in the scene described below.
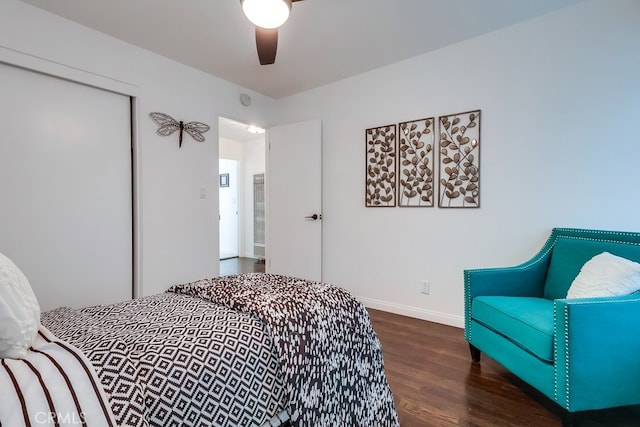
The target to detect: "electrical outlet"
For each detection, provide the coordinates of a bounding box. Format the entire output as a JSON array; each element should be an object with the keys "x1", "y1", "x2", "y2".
[{"x1": 421, "y1": 280, "x2": 430, "y2": 295}]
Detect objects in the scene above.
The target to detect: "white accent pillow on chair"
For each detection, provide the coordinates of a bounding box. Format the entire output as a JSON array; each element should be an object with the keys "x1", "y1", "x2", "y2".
[
  {"x1": 0, "y1": 252, "x2": 41, "y2": 358},
  {"x1": 567, "y1": 252, "x2": 640, "y2": 299}
]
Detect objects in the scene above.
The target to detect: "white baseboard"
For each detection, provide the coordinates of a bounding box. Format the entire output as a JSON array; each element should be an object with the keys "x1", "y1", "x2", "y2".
[{"x1": 358, "y1": 296, "x2": 464, "y2": 328}]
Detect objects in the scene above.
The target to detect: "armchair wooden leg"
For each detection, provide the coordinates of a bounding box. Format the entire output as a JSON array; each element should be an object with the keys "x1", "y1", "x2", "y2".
[
  {"x1": 561, "y1": 410, "x2": 578, "y2": 427},
  {"x1": 469, "y1": 344, "x2": 481, "y2": 363}
]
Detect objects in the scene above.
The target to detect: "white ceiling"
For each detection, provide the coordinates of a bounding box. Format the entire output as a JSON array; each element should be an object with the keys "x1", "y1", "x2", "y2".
[
  {"x1": 219, "y1": 116, "x2": 266, "y2": 142},
  {"x1": 21, "y1": 0, "x2": 584, "y2": 99}
]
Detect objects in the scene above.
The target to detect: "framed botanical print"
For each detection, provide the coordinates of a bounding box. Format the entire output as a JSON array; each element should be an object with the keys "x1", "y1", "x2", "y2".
[{"x1": 438, "y1": 110, "x2": 480, "y2": 208}]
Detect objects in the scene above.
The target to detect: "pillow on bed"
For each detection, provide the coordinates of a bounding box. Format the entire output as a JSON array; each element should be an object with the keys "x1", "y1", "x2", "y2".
[
  {"x1": 0, "y1": 252, "x2": 41, "y2": 359},
  {"x1": 566, "y1": 252, "x2": 640, "y2": 299}
]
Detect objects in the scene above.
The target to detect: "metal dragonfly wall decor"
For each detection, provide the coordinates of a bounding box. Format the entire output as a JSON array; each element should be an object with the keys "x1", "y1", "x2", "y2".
[{"x1": 149, "y1": 112, "x2": 210, "y2": 148}]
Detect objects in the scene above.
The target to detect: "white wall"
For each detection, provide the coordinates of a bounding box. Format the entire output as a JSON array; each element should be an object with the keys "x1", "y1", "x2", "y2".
[
  {"x1": 218, "y1": 158, "x2": 239, "y2": 259},
  {"x1": 275, "y1": 0, "x2": 640, "y2": 326},
  {"x1": 0, "y1": 0, "x2": 278, "y2": 297},
  {"x1": 219, "y1": 137, "x2": 246, "y2": 257}
]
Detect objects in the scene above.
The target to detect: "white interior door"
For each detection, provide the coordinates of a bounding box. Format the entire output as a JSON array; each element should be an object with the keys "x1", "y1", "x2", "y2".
[
  {"x1": 219, "y1": 158, "x2": 239, "y2": 259},
  {"x1": 266, "y1": 119, "x2": 322, "y2": 281},
  {"x1": 0, "y1": 63, "x2": 132, "y2": 311}
]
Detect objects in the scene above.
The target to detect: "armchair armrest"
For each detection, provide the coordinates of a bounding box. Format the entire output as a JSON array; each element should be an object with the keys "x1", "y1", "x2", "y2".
[
  {"x1": 463, "y1": 258, "x2": 550, "y2": 341},
  {"x1": 553, "y1": 295, "x2": 640, "y2": 412},
  {"x1": 464, "y1": 263, "x2": 549, "y2": 299},
  {"x1": 464, "y1": 230, "x2": 560, "y2": 301}
]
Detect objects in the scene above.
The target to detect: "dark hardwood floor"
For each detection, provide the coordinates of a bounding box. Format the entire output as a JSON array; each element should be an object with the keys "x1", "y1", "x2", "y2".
[
  {"x1": 220, "y1": 256, "x2": 265, "y2": 276},
  {"x1": 368, "y1": 309, "x2": 640, "y2": 427}
]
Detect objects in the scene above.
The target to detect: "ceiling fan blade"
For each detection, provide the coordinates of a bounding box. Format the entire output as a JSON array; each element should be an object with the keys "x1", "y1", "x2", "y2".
[{"x1": 255, "y1": 27, "x2": 278, "y2": 65}]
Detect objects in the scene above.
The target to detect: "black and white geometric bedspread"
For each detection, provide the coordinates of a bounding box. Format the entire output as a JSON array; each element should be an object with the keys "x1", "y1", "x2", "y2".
[
  {"x1": 169, "y1": 273, "x2": 399, "y2": 427},
  {"x1": 41, "y1": 292, "x2": 288, "y2": 427}
]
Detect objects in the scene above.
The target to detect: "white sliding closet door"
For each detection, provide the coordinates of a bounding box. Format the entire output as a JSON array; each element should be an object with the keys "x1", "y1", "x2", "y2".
[{"x1": 0, "y1": 62, "x2": 132, "y2": 311}]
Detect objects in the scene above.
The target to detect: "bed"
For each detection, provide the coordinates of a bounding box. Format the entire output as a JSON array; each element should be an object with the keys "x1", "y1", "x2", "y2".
[{"x1": 0, "y1": 255, "x2": 399, "y2": 427}]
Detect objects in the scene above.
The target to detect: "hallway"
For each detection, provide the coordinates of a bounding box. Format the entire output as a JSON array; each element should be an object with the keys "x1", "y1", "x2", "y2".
[{"x1": 220, "y1": 257, "x2": 265, "y2": 276}]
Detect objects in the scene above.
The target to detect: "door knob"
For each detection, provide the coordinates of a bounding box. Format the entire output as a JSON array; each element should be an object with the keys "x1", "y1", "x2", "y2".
[{"x1": 305, "y1": 214, "x2": 322, "y2": 221}]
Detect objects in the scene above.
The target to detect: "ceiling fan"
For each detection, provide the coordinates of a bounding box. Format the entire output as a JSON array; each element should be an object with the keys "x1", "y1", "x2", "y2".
[{"x1": 240, "y1": 0, "x2": 303, "y2": 65}]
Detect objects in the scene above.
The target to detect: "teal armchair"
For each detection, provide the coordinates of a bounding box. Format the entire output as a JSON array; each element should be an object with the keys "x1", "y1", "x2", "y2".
[{"x1": 464, "y1": 228, "x2": 640, "y2": 415}]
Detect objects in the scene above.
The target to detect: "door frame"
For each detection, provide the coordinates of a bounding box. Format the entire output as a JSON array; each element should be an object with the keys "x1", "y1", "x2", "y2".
[{"x1": 217, "y1": 117, "x2": 267, "y2": 266}]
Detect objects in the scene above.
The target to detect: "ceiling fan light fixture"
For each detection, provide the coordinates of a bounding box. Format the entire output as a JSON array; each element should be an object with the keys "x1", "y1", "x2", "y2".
[{"x1": 241, "y1": 0, "x2": 292, "y2": 29}]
